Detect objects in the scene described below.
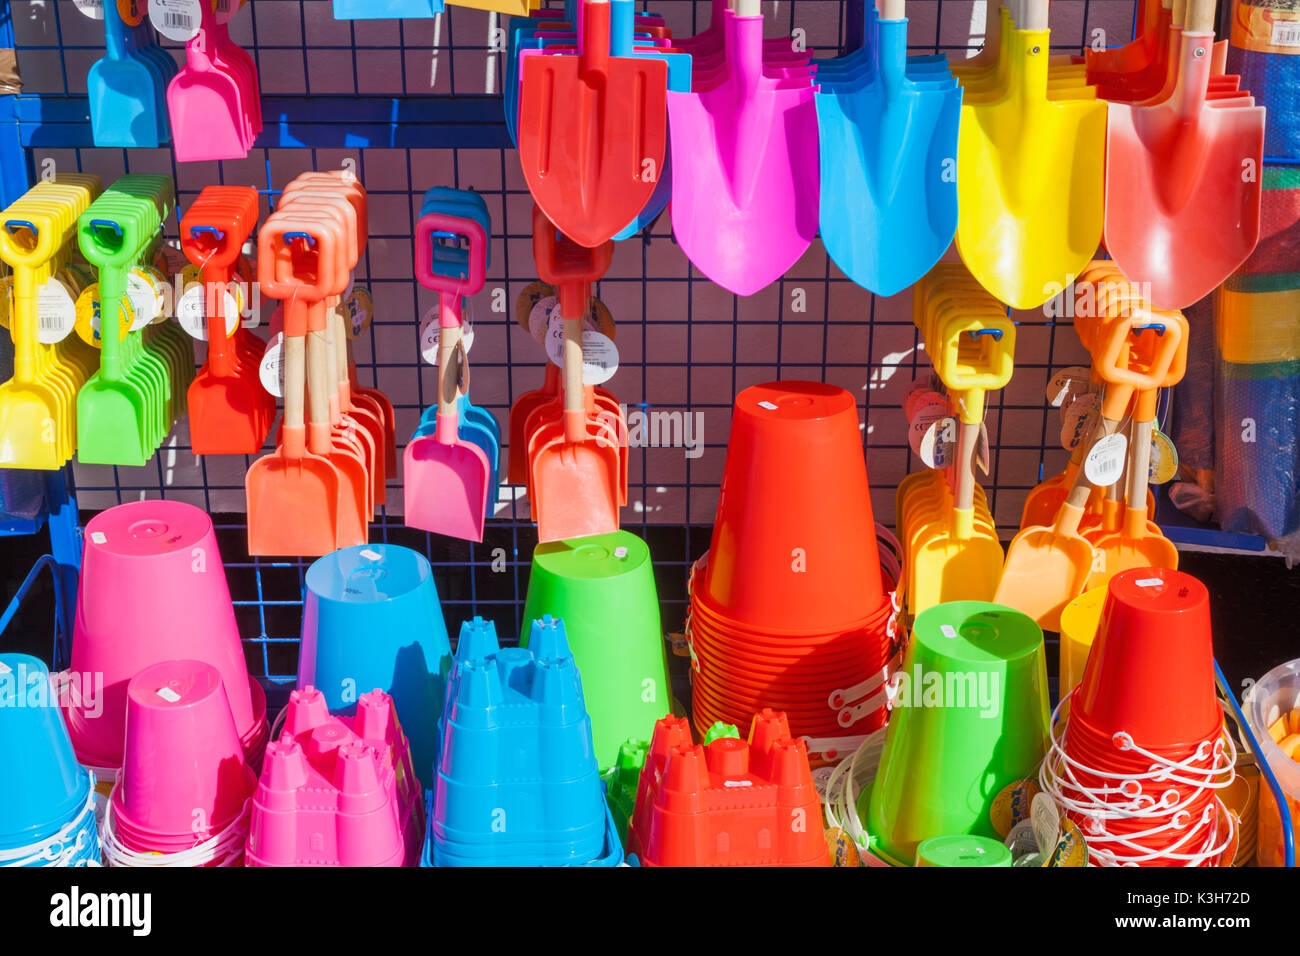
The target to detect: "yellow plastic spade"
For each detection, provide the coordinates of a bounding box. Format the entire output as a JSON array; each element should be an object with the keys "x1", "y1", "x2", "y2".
[{"x1": 955, "y1": 0, "x2": 1106, "y2": 310}]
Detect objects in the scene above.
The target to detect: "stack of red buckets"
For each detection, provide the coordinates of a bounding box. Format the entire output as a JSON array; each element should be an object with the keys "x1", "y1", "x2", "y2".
[
  {"x1": 1044, "y1": 568, "x2": 1236, "y2": 866},
  {"x1": 687, "y1": 382, "x2": 899, "y2": 741}
]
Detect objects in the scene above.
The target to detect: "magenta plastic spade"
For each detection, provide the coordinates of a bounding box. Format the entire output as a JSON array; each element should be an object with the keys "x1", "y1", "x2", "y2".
[{"x1": 667, "y1": 4, "x2": 820, "y2": 296}]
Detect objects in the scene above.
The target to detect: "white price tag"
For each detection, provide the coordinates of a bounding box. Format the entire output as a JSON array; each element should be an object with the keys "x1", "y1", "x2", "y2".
[
  {"x1": 36, "y1": 275, "x2": 77, "y2": 344},
  {"x1": 259, "y1": 332, "x2": 285, "y2": 398},
  {"x1": 1135, "y1": 577, "x2": 1165, "y2": 588},
  {"x1": 1270, "y1": 19, "x2": 1300, "y2": 48},
  {"x1": 126, "y1": 268, "x2": 166, "y2": 331},
  {"x1": 73, "y1": 0, "x2": 106, "y2": 20},
  {"x1": 149, "y1": 0, "x2": 201, "y2": 42},
  {"x1": 908, "y1": 404, "x2": 950, "y2": 463},
  {"x1": 419, "y1": 308, "x2": 475, "y2": 366},
  {"x1": 176, "y1": 282, "x2": 240, "y2": 340},
  {"x1": 544, "y1": 314, "x2": 619, "y2": 385},
  {"x1": 1031, "y1": 793, "x2": 1061, "y2": 855},
  {"x1": 918, "y1": 416, "x2": 957, "y2": 470},
  {"x1": 1084, "y1": 432, "x2": 1128, "y2": 487},
  {"x1": 156, "y1": 686, "x2": 182, "y2": 703}
]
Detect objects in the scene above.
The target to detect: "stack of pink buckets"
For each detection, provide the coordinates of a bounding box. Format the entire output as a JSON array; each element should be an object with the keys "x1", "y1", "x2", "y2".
[{"x1": 61, "y1": 500, "x2": 269, "y2": 863}]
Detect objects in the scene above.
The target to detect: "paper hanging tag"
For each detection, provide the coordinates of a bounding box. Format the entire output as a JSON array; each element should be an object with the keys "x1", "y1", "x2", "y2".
[
  {"x1": 918, "y1": 416, "x2": 957, "y2": 470},
  {"x1": 1060, "y1": 392, "x2": 1100, "y2": 451},
  {"x1": 1030, "y1": 792, "x2": 1061, "y2": 856},
  {"x1": 176, "y1": 281, "x2": 240, "y2": 341},
  {"x1": 1046, "y1": 365, "x2": 1094, "y2": 409},
  {"x1": 344, "y1": 287, "x2": 373, "y2": 339},
  {"x1": 1148, "y1": 428, "x2": 1179, "y2": 485},
  {"x1": 976, "y1": 421, "x2": 990, "y2": 476},
  {"x1": 127, "y1": 266, "x2": 168, "y2": 331},
  {"x1": 1084, "y1": 432, "x2": 1128, "y2": 487},
  {"x1": 516, "y1": 280, "x2": 555, "y2": 334},
  {"x1": 259, "y1": 332, "x2": 285, "y2": 398},
  {"x1": 35, "y1": 274, "x2": 79, "y2": 345},
  {"x1": 150, "y1": 0, "x2": 202, "y2": 42},
  {"x1": 73, "y1": 0, "x2": 106, "y2": 20},
  {"x1": 908, "y1": 402, "x2": 950, "y2": 465},
  {"x1": 545, "y1": 313, "x2": 620, "y2": 385}
]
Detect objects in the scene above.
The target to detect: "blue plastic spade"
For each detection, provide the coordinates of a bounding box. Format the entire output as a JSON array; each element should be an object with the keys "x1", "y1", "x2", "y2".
[
  {"x1": 815, "y1": 15, "x2": 962, "y2": 297},
  {"x1": 88, "y1": 0, "x2": 169, "y2": 147}
]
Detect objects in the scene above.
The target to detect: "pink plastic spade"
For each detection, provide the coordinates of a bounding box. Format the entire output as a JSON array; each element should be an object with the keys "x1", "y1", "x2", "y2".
[
  {"x1": 667, "y1": 0, "x2": 820, "y2": 296},
  {"x1": 166, "y1": 0, "x2": 250, "y2": 162}
]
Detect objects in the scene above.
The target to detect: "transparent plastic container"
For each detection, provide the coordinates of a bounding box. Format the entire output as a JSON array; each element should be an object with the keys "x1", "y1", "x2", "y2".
[{"x1": 1244, "y1": 659, "x2": 1300, "y2": 867}]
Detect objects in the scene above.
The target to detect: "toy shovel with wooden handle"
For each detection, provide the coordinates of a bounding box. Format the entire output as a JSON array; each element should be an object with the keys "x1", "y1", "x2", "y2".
[
  {"x1": 403, "y1": 207, "x2": 492, "y2": 542},
  {"x1": 1090, "y1": 314, "x2": 1188, "y2": 583},
  {"x1": 529, "y1": 205, "x2": 619, "y2": 542},
  {"x1": 247, "y1": 219, "x2": 348, "y2": 557}
]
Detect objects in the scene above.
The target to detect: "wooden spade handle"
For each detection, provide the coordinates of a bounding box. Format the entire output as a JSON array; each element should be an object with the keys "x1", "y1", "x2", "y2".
[
  {"x1": 1186, "y1": 0, "x2": 1216, "y2": 33},
  {"x1": 880, "y1": 0, "x2": 905, "y2": 20},
  {"x1": 563, "y1": 316, "x2": 586, "y2": 443}
]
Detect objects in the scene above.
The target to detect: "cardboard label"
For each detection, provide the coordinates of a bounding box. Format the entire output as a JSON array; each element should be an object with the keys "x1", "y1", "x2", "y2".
[
  {"x1": 259, "y1": 332, "x2": 285, "y2": 398},
  {"x1": 1084, "y1": 432, "x2": 1128, "y2": 487},
  {"x1": 150, "y1": 0, "x2": 201, "y2": 42}
]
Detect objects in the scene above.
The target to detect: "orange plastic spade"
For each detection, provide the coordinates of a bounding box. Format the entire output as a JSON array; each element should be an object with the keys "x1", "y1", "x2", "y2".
[
  {"x1": 518, "y1": 0, "x2": 668, "y2": 248},
  {"x1": 1103, "y1": 0, "x2": 1265, "y2": 309},
  {"x1": 183, "y1": 186, "x2": 274, "y2": 455},
  {"x1": 247, "y1": 217, "x2": 358, "y2": 557},
  {"x1": 529, "y1": 205, "x2": 621, "y2": 542}
]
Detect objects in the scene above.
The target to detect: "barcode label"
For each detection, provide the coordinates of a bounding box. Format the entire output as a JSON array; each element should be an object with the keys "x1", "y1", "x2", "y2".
[
  {"x1": 151, "y1": 0, "x2": 201, "y2": 41},
  {"x1": 1272, "y1": 20, "x2": 1300, "y2": 47}
]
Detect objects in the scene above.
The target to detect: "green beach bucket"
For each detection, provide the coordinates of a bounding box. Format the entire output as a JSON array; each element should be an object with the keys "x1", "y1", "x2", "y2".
[
  {"x1": 866, "y1": 601, "x2": 1049, "y2": 865},
  {"x1": 521, "y1": 530, "x2": 672, "y2": 770}
]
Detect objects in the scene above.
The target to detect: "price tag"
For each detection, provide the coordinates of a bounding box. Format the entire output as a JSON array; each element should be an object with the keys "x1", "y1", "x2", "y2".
[
  {"x1": 119, "y1": 0, "x2": 148, "y2": 27},
  {"x1": 1030, "y1": 793, "x2": 1061, "y2": 856},
  {"x1": 35, "y1": 274, "x2": 79, "y2": 344},
  {"x1": 73, "y1": 0, "x2": 106, "y2": 20},
  {"x1": 150, "y1": 0, "x2": 201, "y2": 42},
  {"x1": 419, "y1": 308, "x2": 475, "y2": 366},
  {"x1": 991, "y1": 778, "x2": 1040, "y2": 839},
  {"x1": 1084, "y1": 432, "x2": 1128, "y2": 487},
  {"x1": 545, "y1": 313, "x2": 620, "y2": 385},
  {"x1": 516, "y1": 280, "x2": 555, "y2": 334},
  {"x1": 259, "y1": 332, "x2": 285, "y2": 398},
  {"x1": 1044, "y1": 819, "x2": 1088, "y2": 868},
  {"x1": 1046, "y1": 365, "x2": 1094, "y2": 409},
  {"x1": 213, "y1": 0, "x2": 246, "y2": 25},
  {"x1": 1149, "y1": 427, "x2": 1179, "y2": 484},
  {"x1": 75, "y1": 283, "x2": 133, "y2": 348},
  {"x1": 1060, "y1": 392, "x2": 1100, "y2": 451},
  {"x1": 127, "y1": 266, "x2": 168, "y2": 331},
  {"x1": 908, "y1": 404, "x2": 950, "y2": 462},
  {"x1": 918, "y1": 416, "x2": 956, "y2": 469},
  {"x1": 976, "y1": 421, "x2": 990, "y2": 476},
  {"x1": 344, "y1": 287, "x2": 373, "y2": 339},
  {"x1": 176, "y1": 281, "x2": 240, "y2": 340}
]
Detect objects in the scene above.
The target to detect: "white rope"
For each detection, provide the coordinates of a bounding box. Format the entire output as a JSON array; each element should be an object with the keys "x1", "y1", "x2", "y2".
[
  {"x1": 99, "y1": 795, "x2": 250, "y2": 868},
  {"x1": 1040, "y1": 691, "x2": 1238, "y2": 867},
  {"x1": 0, "y1": 774, "x2": 101, "y2": 867}
]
